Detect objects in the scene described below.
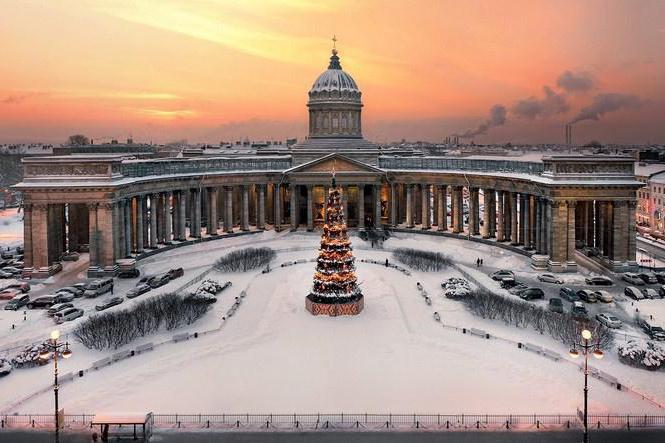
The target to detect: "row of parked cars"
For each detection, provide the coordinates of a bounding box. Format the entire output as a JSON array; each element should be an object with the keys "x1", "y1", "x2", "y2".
[{"x1": 621, "y1": 272, "x2": 665, "y2": 286}]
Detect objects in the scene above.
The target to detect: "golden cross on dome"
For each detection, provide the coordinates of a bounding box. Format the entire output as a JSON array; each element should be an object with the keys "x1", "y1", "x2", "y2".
[{"x1": 332, "y1": 35, "x2": 337, "y2": 49}]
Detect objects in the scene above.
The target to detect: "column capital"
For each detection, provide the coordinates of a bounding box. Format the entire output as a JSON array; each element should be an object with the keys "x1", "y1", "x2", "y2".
[
  {"x1": 33, "y1": 203, "x2": 48, "y2": 211},
  {"x1": 86, "y1": 202, "x2": 98, "y2": 211},
  {"x1": 565, "y1": 200, "x2": 577, "y2": 208}
]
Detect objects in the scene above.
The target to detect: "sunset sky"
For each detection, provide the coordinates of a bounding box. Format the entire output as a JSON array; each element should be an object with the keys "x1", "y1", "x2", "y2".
[{"x1": 1, "y1": 0, "x2": 664, "y2": 145}]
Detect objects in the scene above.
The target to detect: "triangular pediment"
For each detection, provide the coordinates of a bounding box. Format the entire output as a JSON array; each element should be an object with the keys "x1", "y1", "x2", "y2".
[{"x1": 286, "y1": 153, "x2": 383, "y2": 174}]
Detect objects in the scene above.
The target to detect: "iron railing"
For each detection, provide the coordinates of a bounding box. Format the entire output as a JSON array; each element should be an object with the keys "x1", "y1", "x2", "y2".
[
  {"x1": 120, "y1": 156, "x2": 292, "y2": 178},
  {"x1": 379, "y1": 156, "x2": 544, "y2": 175}
]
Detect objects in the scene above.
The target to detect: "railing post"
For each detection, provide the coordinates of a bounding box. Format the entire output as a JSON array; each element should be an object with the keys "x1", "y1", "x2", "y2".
[{"x1": 505, "y1": 420, "x2": 509, "y2": 429}]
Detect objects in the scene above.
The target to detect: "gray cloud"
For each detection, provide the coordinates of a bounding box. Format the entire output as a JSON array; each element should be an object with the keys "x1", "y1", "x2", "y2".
[
  {"x1": 511, "y1": 86, "x2": 569, "y2": 119},
  {"x1": 454, "y1": 104, "x2": 507, "y2": 138},
  {"x1": 1, "y1": 94, "x2": 30, "y2": 104},
  {"x1": 556, "y1": 71, "x2": 594, "y2": 93},
  {"x1": 570, "y1": 93, "x2": 643, "y2": 124}
]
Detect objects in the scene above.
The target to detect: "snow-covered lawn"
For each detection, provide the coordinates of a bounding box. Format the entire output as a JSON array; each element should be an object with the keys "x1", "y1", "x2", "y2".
[{"x1": 1, "y1": 231, "x2": 664, "y2": 415}]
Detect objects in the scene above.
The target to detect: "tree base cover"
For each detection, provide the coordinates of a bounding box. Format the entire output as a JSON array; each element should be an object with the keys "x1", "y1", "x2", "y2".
[{"x1": 306, "y1": 293, "x2": 364, "y2": 316}]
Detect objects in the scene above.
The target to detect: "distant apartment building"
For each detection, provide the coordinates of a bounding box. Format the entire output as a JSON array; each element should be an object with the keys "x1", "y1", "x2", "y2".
[{"x1": 635, "y1": 162, "x2": 665, "y2": 237}]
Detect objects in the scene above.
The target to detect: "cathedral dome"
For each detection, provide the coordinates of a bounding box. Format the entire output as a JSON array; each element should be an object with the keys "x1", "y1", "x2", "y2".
[{"x1": 307, "y1": 46, "x2": 363, "y2": 139}]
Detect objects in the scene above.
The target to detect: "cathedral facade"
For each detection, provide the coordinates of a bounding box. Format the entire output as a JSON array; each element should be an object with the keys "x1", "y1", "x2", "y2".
[{"x1": 15, "y1": 48, "x2": 642, "y2": 278}]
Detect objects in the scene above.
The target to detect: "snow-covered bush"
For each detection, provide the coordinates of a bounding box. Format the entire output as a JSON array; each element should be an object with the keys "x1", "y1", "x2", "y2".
[
  {"x1": 618, "y1": 340, "x2": 665, "y2": 370},
  {"x1": 0, "y1": 357, "x2": 14, "y2": 376},
  {"x1": 74, "y1": 293, "x2": 210, "y2": 350},
  {"x1": 460, "y1": 289, "x2": 613, "y2": 349},
  {"x1": 441, "y1": 277, "x2": 471, "y2": 299},
  {"x1": 393, "y1": 248, "x2": 450, "y2": 272},
  {"x1": 214, "y1": 247, "x2": 276, "y2": 272},
  {"x1": 197, "y1": 280, "x2": 231, "y2": 296},
  {"x1": 11, "y1": 343, "x2": 51, "y2": 368}
]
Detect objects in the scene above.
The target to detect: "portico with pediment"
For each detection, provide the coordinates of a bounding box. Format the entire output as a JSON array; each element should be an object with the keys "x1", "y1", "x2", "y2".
[{"x1": 284, "y1": 153, "x2": 385, "y2": 230}]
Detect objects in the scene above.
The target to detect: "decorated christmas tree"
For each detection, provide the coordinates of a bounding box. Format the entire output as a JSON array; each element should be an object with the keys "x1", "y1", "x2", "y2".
[{"x1": 306, "y1": 174, "x2": 364, "y2": 316}]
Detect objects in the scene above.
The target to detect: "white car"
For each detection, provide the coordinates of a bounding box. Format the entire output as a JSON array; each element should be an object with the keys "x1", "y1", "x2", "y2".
[
  {"x1": 596, "y1": 313, "x2": 622, "y2": 329},
  {"x1": 624, "y1": 286, "x2": 644, "y2": 300},
  {"x1": 538, "y1": 273, "x2": 564, "y2": 284},
  {"x1": 642, "y1": 288, "x2": 659, "y2": 299},
  {"x1": 593, "y1": 290, "x2": 613, "y2": 303},
  {"x1": 54, "y1": 307, "x2": 84, "y2": 324},
  {"x1": 622, "y1": 273, "x2": 645, "y2": 286},
  {"x1": 47, "y1": 302, "x2": 74, "y2": 317}
]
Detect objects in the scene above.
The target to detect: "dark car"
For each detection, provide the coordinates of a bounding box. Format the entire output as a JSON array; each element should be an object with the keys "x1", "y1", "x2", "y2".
[
  {"x1": 60, "y1": 251, "x2": 80, "y2": 261},
  {"x1": 584, "y1": 276, "x2": 613, "y2": 286},
  {"x1": 95, "y1": 297, "x2": 124, "y2": 311},
  {"x1": 2, "y1": 267, "x2": 22, "y2": 276},
  {"x1": 659, "y1": 285, "x2": 665, "y2": 298},
  {"x1": 118, "y1": 268, "x2": 140, "y2": 279},
  {"x1": 27, "y1": 295, "x2": 58, "y2": 309},
  {"x1": 638, "y1": 272, "x2": 658, "y2": 284},
  {"x1": 548, "y1": 297, "x2": 564, "y2": 313},
  {"x1": 4, "y1": 294, "x2": 30, "y2": 310},
  {"x1": 138, "y1": 275, "x2": 157, "y2": 286},
  {"x1": 517, "y1": 287, "x2": 545, "y2": 301},
  {"x1": 127, "y1": 284, "x2": 151, "y2": 299},
  {"x1": 149, "y1": 274, "x2": 171, "y2": 289},
  {"x1": 559, "y1": 286, "x2": 579, "y2": 302},
  {"x1": 570, "y1": 302, "x2": 589, "y2": 320},
  {"x1": 167, "y1": 268, "x2": 184, "y2": 280},
  {"x1": 655, "y1": 273, "x2": 665, "y2": 284},
  {"x1": 16, "y1": 246, "x2": 24, "y2": 254},
  {"x1": 638, "y1": 318, "x2": 665, "y2": 341},
  {"x1": 0, "y1": 251, "x2": 13, "y2": 260}
]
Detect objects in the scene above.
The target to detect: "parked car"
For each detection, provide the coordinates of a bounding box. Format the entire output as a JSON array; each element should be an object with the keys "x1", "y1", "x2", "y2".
[
  {"x1": 548, "y1": 297, "x2": 564, "y2": 313},
  {"x1": 54, "y1": 308, "x2": 84, "y2": 324},
  {"x1": 15, "y1": 246, "x2": 23, "y2": 254},
  {"x1": 149, "y1": 273, "x2": 171, "y2": 289},
  {"x1": 0, "y1": 288, "x2": 22, "y2": 300},
  {"x1": 78, "y1": 244, "x2": 89, "y2": 253},
  {"x1": 126, "y1": 284, "x2": 151, "y2": 299},
  {"x1": 2, "y1": 267, "x2": 22, "y2": 276},
  {"x1": 5, "y1": 281, "x2": 30, "y2": 293},
  {"x1": 641, "y1": 287, "x2": 659, "y2": 299},
  {"x1": 0, "y1": 270, "x2": 13, "y2": 279},
  {"x1": 56, "y1": 286, "x2": 84, "y2": 298},
  {"x1": 538, "y1": 273, "x2": 563, "y2": 284},
  {"x1": 491, "y1": 270, "x2": 515, "y2": 281},
  {"x1": 596, "y1": 313, "x2": 622, "y2": 329},
  {"x1": 584, "y1": 276, "x2": 613, "y2": 286},
  {"x1": 517, "y1": 288, "x2": 545, "y2": 301},
  {"x1": 637, "y1": 272, "x2": 658, "y2": 284},
  {"x1": 47, "y1": 302, "x2": 74, "y2": 317},
  {"x1": 167, "y1": 267, "x2": 184, "y2": 280},
  {"x1": 576, "y1": 289, "x2": 598, "y2": 303},
  {"x1": 53, "y1": 291, "x2": 75, "y2": 303},
  {"x1": 84, "y1": 278, "x2": 114, "y2": 298},
  {"x1": 570, "y1": 301, "x2": 589, "y2": 320},
  {"x1": 659, "y1": 285, "x2": 665, "y2": 298},
  {"x1": 0, "y1": 359, "x2": 12, "y2": 376},
  {"x1": 508, "y1": 283, "x2": 528, "y2": 295},
  {"x1": 118, "y1": 268, "x2": 140, "y2": 279},
  {"x1": 624, "y1": 286, "x2": 645, "y2": 300},
  {"x1": 655, "y1": 272, "x2": 665, "y2": 284},
  {"x1": 138, "y1": 275, "x2": 156, "y2": 286},
  {"x1": 73, "y1": 282, "x2": 88, "y2": 291},
  {"x1": 95, "y1": 297, "x2": 123, "y2": 311},
  {"x1": 593, "y1": 290, "x2": 613, "y2": 303},
  {"x1": 27, "y1": 295, "x2": 58, "y2": 309},
  {"x1": 60, "y1": 251, "x2": 80, "y2": 261},
  {"x1": 4, "y1": 294, "x2": 30, "y2": 310},
  {"x1": 622, "y1": 273, "x2": 645, "y2": 286},
  {"x1": 499, "y1": 277, "x2": 518, "y2": 289},
  {"x1": 0, "y1": 251, "x2": 13, "y2": 259},
  {"x1": 637, "y1": 318, "x2": 665, "y2": 341},
  {"x1": 559, "y1": 286, "x2": 580, "y2": 302}
]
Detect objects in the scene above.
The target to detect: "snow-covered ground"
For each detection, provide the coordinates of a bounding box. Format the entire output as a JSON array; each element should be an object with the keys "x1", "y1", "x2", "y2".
[{"x1": 1, "y1": 231, "x2": 664, "y2": 415}]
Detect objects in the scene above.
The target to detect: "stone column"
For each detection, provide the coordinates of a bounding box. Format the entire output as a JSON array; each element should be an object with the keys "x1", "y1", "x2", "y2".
[
  {"x1": 496, "y1": 191, "x2": 505, "y2": 241},
  {"x1": 544, "y1": 199, "x2": 552, "y2": 256},
  {"x1": 611, "y1": 201, "x2": 628, "y2": 264},
  {"x1": 585, "y1": 201, "x2": 594, "y2": 248},
  {"x1": 375, "y1": 184, "x2": 382, "y2": 229},
  {"x1": 23, "y1": 204, "x2": 33, "y2": 269},
  {"x1": 566, "y1": 201, "x2": 577, "y2": 271},
  {"x1": 178, "y1": 191, "x2": 187, "y2": 240},
  {"x1": 528, "y1": 195, "x2": 535, "y2": 249},
  {"x1": 421, "y1": 184, "x2": 430, "y2": 229},
  {"x1": 405, "y1": 184, "x2": 413, "y2": 228},
  {"x1": 509, "y1": 192, "x2": 518, "y2": 245},
  {"x1": 469, "y1": 188, "x2": 480, "y2": 235},
  {"x1": 274, "y1": 183, "x2": 282, "y2": 231},
  {"x1": 627, "y1": 201, "x2": 637, "y2": 266},
  {"x1": 437, "y1": 186, "x2": 446, "y2": 231},
  {"x1": 124, "y1": 199, "x2": 132, "y2": 255},
  {"x1": 390, "y1": 183, "x2": 397, "y2": 226},
  {"x1": 241, "y1": 185, "x2": 250, "y2": 231},
  {"x1": 135, "y1": 196, "x2": 144, "y2": 252},
  {"x1": 258, "y1": 185, "x2": 266, "y2": 230},
  {"x1": 357, "y1": 184, "x2": 365, "y2": 229},
  {"x1": 224, "y1": 186, "x2": 233, "y2": 232},
  {"x1": 306, "y1": 185, "x2": 314, "y2": 231},
  {"x1": 111, "y1": 201, "x2": 122, "y2": 259},
  {"x1": 451, "y1": 186, "x2": 460, "y2": 233},
  {"x1": 547, "y1": 200, "x2": 568, "y2": 271},
  {"x1": 521, "y1": 194, "x2": 530, "y2": 246},
  {"x1": 32, "y1": 204, "x2": 49, "y2": 271},
  {"x1": 535, "y1": 198, "x2": 543, "y2": 253},
  {"x1": 488, "y1": 190, "x2": 496, "y2": 238},
  {"x1": 207, "y1": 188, "x2": 218, "y2": 235},
  {"x1": 194, "y1": 189, "x2": 202, "y2": 238},
  {"x1": 457, "y1": 186, "x2": 464, "y2": 233},
  {"x1": 481, "y1": 189, "x2": 491, "y2": 238},
  {"x1": 98, "y1": 203, "x2": 116, "y2": 270},
  {"x1": 290, "y1": 184, "x2": 298, "y2": 230},
  {"x1": 164, "y1": 192, "x2": 173, "y2": 243},
  {"x1": 149, "y1": 194, "x2": 158, "y2": 247}
]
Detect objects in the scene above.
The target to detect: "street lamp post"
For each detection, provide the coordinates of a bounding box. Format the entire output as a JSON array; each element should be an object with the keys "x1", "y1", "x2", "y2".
[
  {"x1": 39, "y1": 330, "x2": 72, "y2": 443},
  {"x1": 569, "y1": 328, "x2": 604, "y2": 443}
]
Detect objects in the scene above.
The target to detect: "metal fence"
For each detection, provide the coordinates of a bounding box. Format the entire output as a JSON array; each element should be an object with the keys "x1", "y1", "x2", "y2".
[
  {"x1": 378, "y1": 156, "x2": 544, "y2": 175},
  {"x1": 121, "y1": 156, "x2": 292, "y2": 178},
  {"x1": 3, "y1": 413, "x2": 665, "y2": 431}
]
